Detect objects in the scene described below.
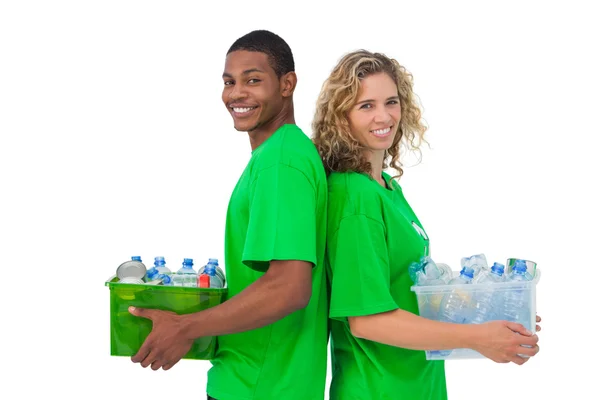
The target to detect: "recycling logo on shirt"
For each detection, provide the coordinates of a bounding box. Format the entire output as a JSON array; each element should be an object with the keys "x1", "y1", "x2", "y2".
[
  {"x1": 411, "y1": 221, "x2": 429, "y2": 241},
  {"x1": 412, "y1": 221, "x2": 430, "y2": 256}
]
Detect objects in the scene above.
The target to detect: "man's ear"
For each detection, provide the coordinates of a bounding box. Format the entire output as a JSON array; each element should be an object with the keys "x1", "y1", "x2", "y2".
[{"x1": 280, "y1": 71, "x2": 297, "y2": 98}]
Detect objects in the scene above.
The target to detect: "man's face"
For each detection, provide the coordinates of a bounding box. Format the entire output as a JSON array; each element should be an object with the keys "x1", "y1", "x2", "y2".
[{"x1": 222, "y1": 50, "x2": 283, "y2": 133}]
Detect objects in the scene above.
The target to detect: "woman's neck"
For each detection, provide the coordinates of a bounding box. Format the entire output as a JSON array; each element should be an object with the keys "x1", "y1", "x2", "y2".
[{"x1": 365, "y1": 150, "x2": 386, "y2": 188}]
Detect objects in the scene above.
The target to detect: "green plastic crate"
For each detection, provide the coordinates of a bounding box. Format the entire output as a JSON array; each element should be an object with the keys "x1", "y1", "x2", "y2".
[{"x1": 105, "y1": 276, "x2": 227, "y2": 360}]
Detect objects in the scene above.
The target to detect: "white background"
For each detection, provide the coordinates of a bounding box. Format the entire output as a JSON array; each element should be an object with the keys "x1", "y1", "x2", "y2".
[{"x1": 1, "y1": 0, "x2": 598, "y2": 399}]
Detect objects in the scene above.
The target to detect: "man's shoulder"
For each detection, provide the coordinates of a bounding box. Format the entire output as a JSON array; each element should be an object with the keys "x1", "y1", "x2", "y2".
[
  {"x1": 256, "y1": 124, "x2": 325, "y2": 179},
  {"x1": 263, "y1": 124, "x2": 317, "y2": 156}
]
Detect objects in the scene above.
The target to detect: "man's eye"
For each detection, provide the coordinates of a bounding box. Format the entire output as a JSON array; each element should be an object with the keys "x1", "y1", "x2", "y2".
[
  {"x1": 224, "y1": 81, "x2": 234, "y2": 86},
  {"x1": 248, "y1": 79, "x2": 261, "y2": 84}
]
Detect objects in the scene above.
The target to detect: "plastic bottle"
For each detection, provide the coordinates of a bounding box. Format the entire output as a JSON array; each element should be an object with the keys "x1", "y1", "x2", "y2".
[
  {"x1": 470, "y1": 262, "x2": 506, "y2": 323},
  {"x1": 409, "y1": 256, "x2": 452, "y2": 286},
  {"x1": 430, "y1": 267, "x2": 475, "y2": 357},
  {"x1": 438, "y1": 266, "x2": 475, "y2": 323},
  {"x1": 501, "y1": 260, "x2": 533, "y2": 326},
  {"x1": 460, "y1": 253, "x2": 489, "y2": 279},
  {"x1": 146, "y1": 256, "x2": 172, "y2": 284},
  {"x1": 197, "y1": 258, "x2": 225, "y2": 288},
  {"x1": 173, "y1": 258, "x2": 197, "y2": 287}
]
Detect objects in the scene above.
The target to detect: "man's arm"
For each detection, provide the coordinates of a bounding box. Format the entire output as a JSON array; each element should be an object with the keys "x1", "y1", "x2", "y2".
[
  {"x1": 182, "y1": 259, "x2": 312, "y2": 338},
  {"x1": 129, "y1": 259, "x2": 312, "y2": 370}
]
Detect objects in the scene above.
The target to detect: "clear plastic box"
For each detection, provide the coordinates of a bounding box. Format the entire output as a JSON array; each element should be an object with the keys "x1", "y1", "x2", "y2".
[
  {"x1": 105, "y1": 276, "x2": 227, "y2": 360},
  {"x1": 410, "y1": 269, "x2": 541, "y2": 360}
]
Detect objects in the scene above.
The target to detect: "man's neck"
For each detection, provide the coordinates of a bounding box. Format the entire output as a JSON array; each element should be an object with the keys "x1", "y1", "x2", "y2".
[{"x1": 248, "y1": 106, "x2": 295, "y2": 151}]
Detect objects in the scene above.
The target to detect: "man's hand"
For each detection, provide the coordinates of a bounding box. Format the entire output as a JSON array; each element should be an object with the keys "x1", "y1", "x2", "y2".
[{"x1": 129, "y1": 306, "x2": 194, "y2": 371}]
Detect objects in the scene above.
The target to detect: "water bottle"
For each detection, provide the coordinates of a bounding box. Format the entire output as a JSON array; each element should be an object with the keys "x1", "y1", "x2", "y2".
[
  {"x1": 409, "y1": 257, "x2": 452, "y2": 320},
  {"x1": 198, "y1": 258, "x2": 225, "y2": 288},
  {"x1": 438, "y1": 267, "x2": 475, "y2": 322},
  {"x1": 430, "y1": 267, "x2": 475, "y2": 357},
  {"x1": 173, "y1": 258, "x2": 197, "y2": 287},
  {"x1": 501, "y1": 260, "x2": 533, "y2": 326},
  {"x1": 460, "y1": 253, "x2": 489, "y2": 279},
  {"x1": 146, "y1": 256, "x2": 172, "y2": 283},
  {"x1": 470, "y1": 262, "x2": 506, "y2": 323},
  {"x1": 473, "y1": 262, "x2": 505, "y2": 284},
  {"x1": 409, "y1": 256, "x2": 452, "y2": 286}
]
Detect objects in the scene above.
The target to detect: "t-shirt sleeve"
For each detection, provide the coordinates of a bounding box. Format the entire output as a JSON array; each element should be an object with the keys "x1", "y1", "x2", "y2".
[
  {"x1": 242, "y1": 163, "x2": 317, "y2": 272},
  {"x1": 328, "y1": 214, "x2": 399, "y2": 320}
]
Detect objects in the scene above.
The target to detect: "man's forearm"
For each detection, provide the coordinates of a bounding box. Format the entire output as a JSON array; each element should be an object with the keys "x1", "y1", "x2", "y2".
[{"x1": 180, "y1": 271, "x2": 308, "y2": 340}]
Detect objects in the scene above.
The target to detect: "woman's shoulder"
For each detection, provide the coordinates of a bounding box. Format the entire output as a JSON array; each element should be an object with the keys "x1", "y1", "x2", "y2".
[
  {"x1": 328, "y1": 171, "x2": 375, "y2": 193},
  {"x1": 327, "y1": 171, "x2": 384, "y2": 215}
]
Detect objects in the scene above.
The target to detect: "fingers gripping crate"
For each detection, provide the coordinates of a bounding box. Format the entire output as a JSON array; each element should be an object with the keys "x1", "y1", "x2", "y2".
[
  {"x1": 410, "y1": 269, "x2": 541, "y2": 360},
  {"x1": 105, "y1": 276, "x2": 227, "y2": 360}
]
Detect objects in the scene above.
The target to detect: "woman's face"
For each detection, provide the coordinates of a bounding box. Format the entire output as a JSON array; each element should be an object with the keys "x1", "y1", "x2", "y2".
[{"x1": 347, "y1": 72, "x2": 401, "y2": 154}]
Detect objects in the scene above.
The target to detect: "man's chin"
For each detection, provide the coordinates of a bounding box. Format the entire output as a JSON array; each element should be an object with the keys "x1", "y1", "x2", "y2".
[{"x1": 233, "y1": 121, "x2": 260, "y2": 133}]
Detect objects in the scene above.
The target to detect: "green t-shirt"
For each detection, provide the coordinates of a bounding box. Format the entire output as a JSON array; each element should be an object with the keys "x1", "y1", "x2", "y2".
[
  {"x1": 326, "y1": 171, "x2": 447, "y2": 400},
  {"x1": 207, "y1": 124, "x2": 329, "y2": 400}
]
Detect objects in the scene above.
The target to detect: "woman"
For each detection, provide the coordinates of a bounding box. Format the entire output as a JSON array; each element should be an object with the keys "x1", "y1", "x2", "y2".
[{"x1": 312, "y1": 50, "x2": 541, "y2": 400}]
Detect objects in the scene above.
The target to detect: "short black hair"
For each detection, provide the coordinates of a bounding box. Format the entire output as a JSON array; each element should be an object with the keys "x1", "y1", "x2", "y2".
[{"x1": 227, "y1": 30, "x2": 295, "y2": 78}]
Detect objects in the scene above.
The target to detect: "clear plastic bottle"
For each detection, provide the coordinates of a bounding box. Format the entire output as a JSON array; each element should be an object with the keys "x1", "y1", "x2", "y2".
[
  {"x1": 173, "y1": 258, "x2": 197, "y2": 287},
  {"x1": 431, "y1": 266, "x2": 475, "y2": 357},
  {"x1": 438, "y1": 266, "x2": 475, "y2": 323},
  {"x1": 460, "y1": 253, "x2": 489, "y2": 280},
  {"x1": 470, "y1": 262, "x2": 506, "y2": 323},
  {"x1": 501, "y1": 260, "x2": 533, "y2": 325},
  {"x1": 197, "y1": 258, "x2": 225, "y2": 288},
  {"x1": 409, "y1": 256, "x2": 452, "y2": 286},
  {"x1": 198, "y1": 258, "x2": 225, "y2": 288},
  {"x1": 146, "y1": 256, "x2": 172, "y2": 284}
]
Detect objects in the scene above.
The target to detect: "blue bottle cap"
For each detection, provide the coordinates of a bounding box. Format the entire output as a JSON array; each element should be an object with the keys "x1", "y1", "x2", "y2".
[
  {"x1": 154, "y1": 256, "x2": 165, "y2": 266},
  {"x1": 131, "y1": 256, "x2": 142, "y2": 262},
  {"x1": 183, "y1": 258, "x2": 194, "y2": 267},
  {"x1": 491, "y1": 262, "x2": 505, "y2": 275},
  {"x1": 513, "y1": 260, "x2": 527, "y2": 273},
  {"x1": 461, "y1": 266, "x2": 475, "y2": 279},
  {"x1": 205, "y1": 263, "x2": 216, "y2": 275}
]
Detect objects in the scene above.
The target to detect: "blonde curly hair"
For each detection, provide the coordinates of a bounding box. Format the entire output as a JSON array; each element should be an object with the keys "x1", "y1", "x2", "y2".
[{"x1": 312, "y1": 50, "x2": 427, "y2": 179}]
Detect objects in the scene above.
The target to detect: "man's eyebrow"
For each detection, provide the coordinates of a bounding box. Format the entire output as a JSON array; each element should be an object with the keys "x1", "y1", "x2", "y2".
[
  {"x1": 242, "y1": 68, "x2": 265, "y2": 74},
  {"x1": 222, "y1": 68, "x2": 266, "y2": 78}
]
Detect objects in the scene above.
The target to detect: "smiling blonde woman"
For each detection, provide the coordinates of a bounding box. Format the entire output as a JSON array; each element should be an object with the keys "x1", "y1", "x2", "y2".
[{"x1": 312, "y1": 50, "x2": 541, "y2": 400}]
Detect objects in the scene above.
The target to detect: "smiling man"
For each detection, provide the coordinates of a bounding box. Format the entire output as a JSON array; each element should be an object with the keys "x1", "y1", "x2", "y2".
[{"x1": 128, "y1": 30, "x2": 329, "y2": 400}]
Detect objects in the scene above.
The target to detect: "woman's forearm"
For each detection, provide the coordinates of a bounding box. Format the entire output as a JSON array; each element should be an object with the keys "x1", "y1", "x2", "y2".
[{"x1": 349, "y1": 308, "x2": 480, "y2": 351}]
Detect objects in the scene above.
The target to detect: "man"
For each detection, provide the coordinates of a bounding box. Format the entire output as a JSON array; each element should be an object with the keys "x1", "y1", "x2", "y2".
[{"x1": 129, "y1": 30, "x2": 329, "y2": 400}]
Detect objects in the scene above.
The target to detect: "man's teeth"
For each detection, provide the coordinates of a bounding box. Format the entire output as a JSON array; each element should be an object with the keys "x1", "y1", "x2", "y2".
[
  {"x1": 372, "y1": 127, "x2": 391, "y2": 135},
  {"x1": 233, "y1": 107, "x2": 255, "y2": 113}
]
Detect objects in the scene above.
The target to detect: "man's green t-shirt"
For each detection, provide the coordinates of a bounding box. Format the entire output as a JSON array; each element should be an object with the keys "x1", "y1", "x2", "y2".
[
  {"x1": 326, "y1": 171, "x2": 447, "y2": 400},
  {"x1": 207, "y1": 124, "x2": 329, "y2": 400}
]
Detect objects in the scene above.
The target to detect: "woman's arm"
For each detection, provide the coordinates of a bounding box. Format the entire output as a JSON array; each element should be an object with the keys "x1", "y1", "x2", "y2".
[{"x1": 349, "y1": 309, "x2": 539, "y2": 364}]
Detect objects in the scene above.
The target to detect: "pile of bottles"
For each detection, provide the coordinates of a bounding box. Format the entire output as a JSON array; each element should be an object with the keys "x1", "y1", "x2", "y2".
[
  {"x1": 410, "y1": 254, "x2": 536, "y2": 356},
  {"x1": 116, "y1": 256, "x2": 226, "y2": 288}
]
